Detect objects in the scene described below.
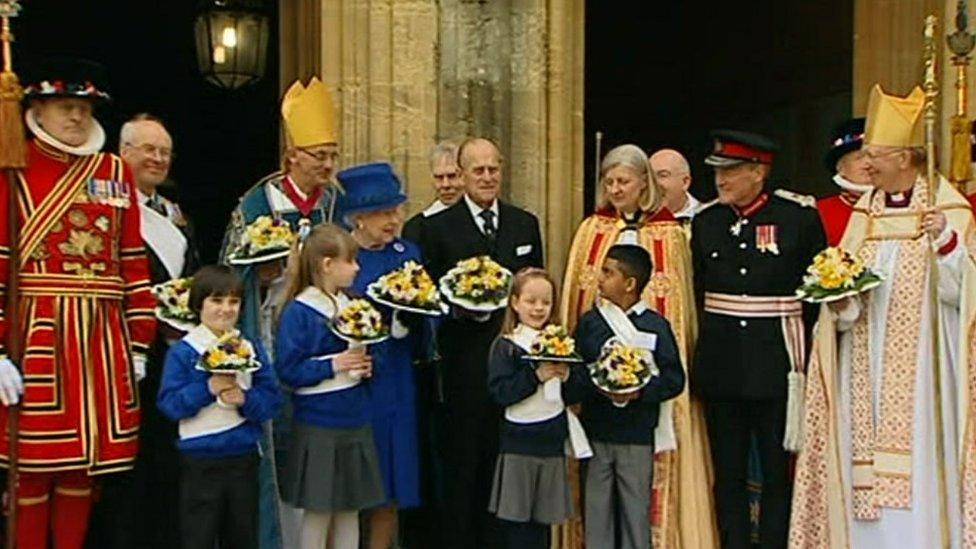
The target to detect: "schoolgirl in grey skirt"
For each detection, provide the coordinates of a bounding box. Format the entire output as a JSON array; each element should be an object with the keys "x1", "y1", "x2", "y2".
[
  {"x1": 274, "y1": 224, "x2": 384, "y2": 549},
  {"x1": 486, "y1": 269, "x2": 593, "y2": 549}
]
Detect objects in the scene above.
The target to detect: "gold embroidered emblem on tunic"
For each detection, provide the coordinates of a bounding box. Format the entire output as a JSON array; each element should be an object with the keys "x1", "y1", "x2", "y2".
[
  {"x1": 58, "y1": 230, "x2": 104, "y2": 259},
  {"x1": 68, "y1": 210, "x2": 89, "y2": 228}
]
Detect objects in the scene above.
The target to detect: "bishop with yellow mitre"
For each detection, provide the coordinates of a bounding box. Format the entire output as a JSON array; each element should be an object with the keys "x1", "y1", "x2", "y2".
[{"x1": 789, "y1": 84, "x2": 976, "y2": 548}]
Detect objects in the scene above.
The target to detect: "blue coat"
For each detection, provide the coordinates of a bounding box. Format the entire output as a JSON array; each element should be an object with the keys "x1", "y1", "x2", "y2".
[
  {"x1": 157, "y1": 328, "x2": 281, "y2": 458},
  {"x1": 352, "y1": 238, "x2": 424, "y2": 508},
  {"x1": 275, "y1": 287, "x2": 373, "y2": 429}
]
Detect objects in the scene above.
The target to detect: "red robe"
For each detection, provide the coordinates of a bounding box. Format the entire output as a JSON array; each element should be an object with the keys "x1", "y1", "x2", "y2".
[
  {"x1": 0, "y1": 139, "x2": 155, "y2": 475},
  {"x1": 968, "y1": 192, "x2": 976, "y2": 211},
  {"x1": 816, "y1": 192, "x2": 859, "y2": 247}
]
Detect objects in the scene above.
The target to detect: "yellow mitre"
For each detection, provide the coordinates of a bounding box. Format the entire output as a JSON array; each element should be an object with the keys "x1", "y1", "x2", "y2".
[
  {"x1": 863, "y1": 84, "x2": 924, "y2": 147},
  {"x1": 281, "y1": 77, "x2": 338, "y2": 147}
]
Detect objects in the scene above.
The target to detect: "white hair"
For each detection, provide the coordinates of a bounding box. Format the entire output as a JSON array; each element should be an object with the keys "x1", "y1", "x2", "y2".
[
  {"x1": 429, "y1": 141, "x2": 459, "y2": 170},
  {"x1": 598, "y1": 144, "x2": 663, "y2": 213},
  {"x1": 119, "y1": 114, "x2": 167, "y2": 147}
]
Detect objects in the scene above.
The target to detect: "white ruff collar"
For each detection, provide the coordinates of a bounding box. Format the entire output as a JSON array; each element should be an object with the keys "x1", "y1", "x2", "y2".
[
  {"x1": 26, "y1": 107, "x2": 105, "y2": 156},
  {"x1": 832, "y1": 173, "x2": 873, "y2": 195}
]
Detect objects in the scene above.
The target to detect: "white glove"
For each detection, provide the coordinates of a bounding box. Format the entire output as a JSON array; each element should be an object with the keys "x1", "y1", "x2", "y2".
[
  {"x1": 132, "y1": 354, "x2": 147, "y2": 382},
  {"x1": 0, "y1": 358, "x2": 23, "y2": 406},
  {"x1": 391, "y1": 310, "x2": 410, "y2": 339},
  {"x1": 236, "y1": 370, "x2": 253, "y2": 391}
]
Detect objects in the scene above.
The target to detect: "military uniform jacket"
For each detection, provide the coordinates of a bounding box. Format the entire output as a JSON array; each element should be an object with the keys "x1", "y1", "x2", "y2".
[
  {"x1": 0, "y1": 139, "x2": 156, "y2": 474},
  {"x1": 690, "y1": 191, "x2": 825, "y2": 400}
]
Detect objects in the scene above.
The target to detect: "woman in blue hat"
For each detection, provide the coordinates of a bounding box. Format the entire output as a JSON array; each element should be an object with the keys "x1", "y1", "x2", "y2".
[{"x1": 336, "y1": 163, "x2": 425, "y2": 548}]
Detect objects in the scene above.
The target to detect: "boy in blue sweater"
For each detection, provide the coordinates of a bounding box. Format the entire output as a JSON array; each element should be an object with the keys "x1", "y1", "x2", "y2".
[
  {"x1": 575, "y1": 245, "x2": 685, "y2": 549},
  {"x1": 158, "y1": 265, "x2": 281, "y2": 549}
]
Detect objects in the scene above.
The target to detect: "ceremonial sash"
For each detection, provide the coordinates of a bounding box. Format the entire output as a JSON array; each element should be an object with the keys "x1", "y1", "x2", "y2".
[
  {"x1": 703, "y1": 292, "x2": 807, "y2": 451},
  {"x1": 505, "y1": 325, "x2": 592, "y2": 459},
  {"x1": 293, "y1": 286, "x2": 362, "y2": 395},
  {"x1": 139, "y1": 202, "x2": 187, "y2": 279},
  {"x1": 19, "y1": 153, "x2": 106, "y2": 267},
  {"x1": 179, "y1": 325, "x2": 247, "y2": 439},
  {"x1": 595, "y1": 299, "x2": 679, "y2": 452}
]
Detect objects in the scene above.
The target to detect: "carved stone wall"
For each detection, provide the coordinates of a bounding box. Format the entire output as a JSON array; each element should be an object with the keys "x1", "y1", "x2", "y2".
[{"x1": 286, "y1": 0, "x2": 584, "y2": 276}]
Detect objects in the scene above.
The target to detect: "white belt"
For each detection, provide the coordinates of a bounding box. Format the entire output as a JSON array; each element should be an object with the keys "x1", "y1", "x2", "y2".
[
  {"x1": 504, "y1": 378, "x2": 592, "y2": 459},
  {"x1": 294, "y1": 354, "x2": 362, "y2": 395},
  {"x1": 180, "y1": 401, "x2": 246, "y2": 440}
]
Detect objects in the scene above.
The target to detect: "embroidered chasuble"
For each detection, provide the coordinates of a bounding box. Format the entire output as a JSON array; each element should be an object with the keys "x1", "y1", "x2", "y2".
[
  {"x1": 789, "y1": 176, "x2": 976, "y2": 548},
  {"x1": 557, "y1": 208, "x2": 718, "y2": 549}
]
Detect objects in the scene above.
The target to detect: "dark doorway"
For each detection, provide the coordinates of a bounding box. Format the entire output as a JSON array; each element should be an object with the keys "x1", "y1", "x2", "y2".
[
  {"x1": 584, "y1": 1, "x2": 855, "y2": 213},
  {"x1": 12, "y1": 0, "x2": 280, "y2": 262}
]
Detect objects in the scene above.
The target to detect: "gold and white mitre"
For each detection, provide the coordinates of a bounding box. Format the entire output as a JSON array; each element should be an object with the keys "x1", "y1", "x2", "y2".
[
  {"x1": 281, "y1": 77, "x2": 338, "y2": 147},
  {"x1": 863, "y1": 84, "x2": 924, "y2": 147}
]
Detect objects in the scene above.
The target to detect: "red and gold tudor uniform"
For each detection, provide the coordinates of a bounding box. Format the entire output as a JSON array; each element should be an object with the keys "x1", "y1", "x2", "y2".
[
  {"x1": 816, "y1": 192, "x2": 859, "y2": 247},
  {"x1": 0, "y1": 139, "x2": 154, "y2": 498}
]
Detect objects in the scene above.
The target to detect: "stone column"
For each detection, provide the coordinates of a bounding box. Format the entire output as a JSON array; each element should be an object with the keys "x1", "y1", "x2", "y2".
[{"x1": 306, "y1": 0, "x2": 584, "y2": 276}]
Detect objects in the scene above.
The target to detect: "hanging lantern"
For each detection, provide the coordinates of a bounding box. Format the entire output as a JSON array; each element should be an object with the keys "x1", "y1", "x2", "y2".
[{"x1": 194, "y1": 0, "x2": 270, "y2": 89}]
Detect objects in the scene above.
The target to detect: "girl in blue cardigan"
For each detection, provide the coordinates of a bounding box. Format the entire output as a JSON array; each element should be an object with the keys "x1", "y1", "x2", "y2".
[
  {"x1": 275, "y1": 223, "x2": 384, "y2": 549},
  {"x1": 157, "y1": 265, "x2": 281, "y2": 549}
]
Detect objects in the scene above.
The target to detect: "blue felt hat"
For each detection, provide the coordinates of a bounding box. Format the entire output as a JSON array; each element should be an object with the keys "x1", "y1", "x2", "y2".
[{"x1": 336, "y1": 162, "x2": 408, "y2": 218}]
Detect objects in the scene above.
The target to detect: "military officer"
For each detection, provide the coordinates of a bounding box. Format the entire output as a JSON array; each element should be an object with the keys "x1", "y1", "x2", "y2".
[{"x1": 690, "y1": 130, "x2": 826, "y2": 549}]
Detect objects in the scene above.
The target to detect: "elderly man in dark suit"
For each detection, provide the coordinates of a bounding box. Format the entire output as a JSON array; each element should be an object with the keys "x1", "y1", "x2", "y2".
[
  {"x1": 86, "y1": 113, "x2": 199, "y2": 549},
  {"x1": 419, "y1": 137, "x2": 544, "y2": 549}
]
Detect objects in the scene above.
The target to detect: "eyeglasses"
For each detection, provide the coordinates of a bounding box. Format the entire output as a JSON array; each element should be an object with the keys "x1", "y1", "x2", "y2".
[
  {"x1": 297, "y1": 147, "x2": 339, "y2": 163},
  {"x1": 126, "y1": 142, "x2": 173, "y2": 160}
]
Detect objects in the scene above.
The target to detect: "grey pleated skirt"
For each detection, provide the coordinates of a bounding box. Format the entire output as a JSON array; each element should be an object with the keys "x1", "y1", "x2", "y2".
[
  {"x1": 488, "y1": 453, "x2": 574, "y2": 524},
  {"x1": 281, "y1": 422, "x2": 385, "y2": 512}
]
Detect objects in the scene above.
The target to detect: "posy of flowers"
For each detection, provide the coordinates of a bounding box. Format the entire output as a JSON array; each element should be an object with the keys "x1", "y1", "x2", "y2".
[
  {"x1": 198, "y1": 331, "x2": 261, "y2": 373},
  {"x1": 228, "y1": 215, "x2": 295, "y2": 264},
  {"x1": 795, "y1": 246, "x2": 882, "y2": 303},
  {"x1": 438, "y1": 255, "x2": 512, "y2": 312},
  {"x1": 331, "y1": 299, "x2": 389, "y2": 344},
  {"x1": 526, "y1": 324, "x2": 583, "y2": 363},
  {"x1": 151, "y1": 277, "x2": 195, "y2": 331},
  {"x1": 367, "y1": 260, "x2": 443, "y2": 315},
  {"x1": 589, "y1": 340, "x2": 657, "y2": 394},
  {"x1": 152, "y1": 277, "x2": 193, "y2": 321}
]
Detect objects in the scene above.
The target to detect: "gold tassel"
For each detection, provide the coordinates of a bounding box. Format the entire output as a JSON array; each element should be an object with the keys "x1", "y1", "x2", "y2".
[
  {"x1": 0, "y1": 69, "x2": 26, "y2": 169},
  {"x1": 949, "y1": 114, "x2": 972, "y2": 188}
]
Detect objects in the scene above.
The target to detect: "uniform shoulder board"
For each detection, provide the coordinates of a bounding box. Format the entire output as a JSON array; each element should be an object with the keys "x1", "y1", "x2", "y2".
[
  {"x1": 696, "y1": 199, "x2": 720, "y2": 213},
  {"x1": 774, "y1": 189, "x2": 816, "y2": 208}
]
